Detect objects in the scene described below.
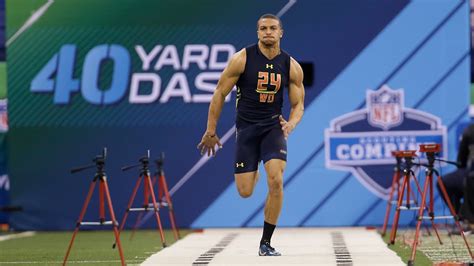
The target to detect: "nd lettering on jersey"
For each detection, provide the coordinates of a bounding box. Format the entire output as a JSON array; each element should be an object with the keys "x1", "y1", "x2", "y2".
[{"x1": 256, "y1": 71, "x2": 281, "y2": 103}]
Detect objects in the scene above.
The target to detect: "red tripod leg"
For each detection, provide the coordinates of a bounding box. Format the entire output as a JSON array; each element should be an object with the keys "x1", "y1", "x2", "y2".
[
  {"x1": 410, "y1": 174, "x2": 430, "y2": 264},
  {"x1": 99, "y1": 182, "x2": 105, "y2": 223},
  {"x1": 382, "y1": 170, "x2": 399, "y2": 236},
  {"x1": 155, "y1": 176, "x2": 163, "y2": 204},
  {"x1": 411, "y1": 173, "x2": 423, "y2": 198},
  {"x1": 63, "y1": 180, "x2": 97, "y2": 266},
  {"x1": 407, "y1": 175, "x2": 411, "y2": 209},
  {"x1": 144, "y1": 177, "x2": 150, "y2": 206},
  {"x1": 146, "y1": 174, "x2": 167, "y2": 248},
  {"x1": 128, "y1": 177, "x2": 150, "y2": 241},
  {"x1": 129, "y1": 176, "x2": 151, "y2": 240},
  {"x1": 160, "y1": 174, "x2": 180, "y2": 240},
  {"x1": 390, "y1": 172, "x2": 408, "y2": 244},
  {"x1": 437, "y1": 175, "x2": 474, "y2": 259},
  {"x1": 102, "y1": 179, "x2": 126, "y2": 266},
  {"x1": 113, "y1": 176, "x2": 143, "y2": 249},
  {"x1": 411, "y1": 173, "x2": 432, "y2": 236},
  {"x1": 118, "y1": 176, "x2": 143, "y2": 232},
  {"x1": 428, "y1": 173, "x2": 442, "y2": 244}
]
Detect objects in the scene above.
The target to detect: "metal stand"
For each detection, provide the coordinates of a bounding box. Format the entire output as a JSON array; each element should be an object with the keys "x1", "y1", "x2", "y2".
[
  {"x1": 382, "y1": 152, "x2": 404, "y2": 236},
  {"x1": 389, "y1": 150, "x2": 431, "y2": 245},
  {"x1": 129, "y1": 152, "x2": 180, "y2": 241},
  {"x1": 154, "y1": 152, "x2": 180, "y2": 240},
  {"x1": 382, "y1": 151, "x2": 422, "y2": 237},
  {"x1": 408, "y1": 144, "x2": 473, "y2": 266},
  {"x1": 114, "y1": 150, "x2": 167, "y2": 249},
  {"x1": 63, "y1": 148, "x2": 125, "y2": 266}
]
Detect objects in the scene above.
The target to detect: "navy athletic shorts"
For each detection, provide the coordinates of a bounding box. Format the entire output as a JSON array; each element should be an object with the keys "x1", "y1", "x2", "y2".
[{"x1": 234, "y1": 117, "x2": 287, "y2": 174}]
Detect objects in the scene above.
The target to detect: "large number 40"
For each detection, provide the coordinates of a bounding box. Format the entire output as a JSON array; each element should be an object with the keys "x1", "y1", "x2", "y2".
[{"x1": 30, "y1": 44, "x2": 131, "y2": 105}]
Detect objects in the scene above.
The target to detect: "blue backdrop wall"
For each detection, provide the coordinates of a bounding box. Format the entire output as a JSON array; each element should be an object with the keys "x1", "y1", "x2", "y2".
[{"x1": 7, "y1": 0, "x2": 471, "y2": 229}]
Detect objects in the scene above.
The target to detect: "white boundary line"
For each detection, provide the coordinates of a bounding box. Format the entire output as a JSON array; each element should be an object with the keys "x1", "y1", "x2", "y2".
[
  {"x1": 6, "y1": 0, "x2": 55, "y2": 47},
  {"x1": 0, "y1": 231, "x2": 35, "y2": 241}
]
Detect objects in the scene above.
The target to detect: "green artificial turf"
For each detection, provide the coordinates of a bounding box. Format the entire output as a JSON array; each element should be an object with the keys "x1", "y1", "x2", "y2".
[{"x1": 0, "y1": 229, "x2": 190, "y2": 265}]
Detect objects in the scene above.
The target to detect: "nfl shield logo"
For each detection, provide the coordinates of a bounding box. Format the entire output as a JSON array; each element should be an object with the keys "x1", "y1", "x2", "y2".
[
  {"x1": 367, "y1": 85, "x2": 403, "y2": 130},
  {"x1": 325, "y1": 84, "x2": 447, "y2": 198}
]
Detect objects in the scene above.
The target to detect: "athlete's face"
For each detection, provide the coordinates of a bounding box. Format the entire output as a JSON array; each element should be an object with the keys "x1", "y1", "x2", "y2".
[{"x1": 257, "y1": 18, "x2": 283, "y2": 47}]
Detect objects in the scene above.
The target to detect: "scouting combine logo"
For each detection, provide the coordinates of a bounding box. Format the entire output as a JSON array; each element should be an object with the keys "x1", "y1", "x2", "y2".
[{"x1": 324, "y1": 85, "x2": 447, "y2": 198}]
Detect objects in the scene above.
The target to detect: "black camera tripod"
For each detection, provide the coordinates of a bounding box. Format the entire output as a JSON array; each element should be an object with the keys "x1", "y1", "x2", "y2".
[
  {"x1": 389, "y1": 151, "x2": 431, "y2": 245},
  {"x1": 408, "y1": 150, "x2": 473, "y2": 265},
  {"x1": 129, "y1": 152, "x2": 181, "y2": 241},
  {"x1": 114, "y1": 150, "x2": 167, "y2": 249},
  {"x1": 63, "y1": 148, "x2": 125, "y2": 266}
]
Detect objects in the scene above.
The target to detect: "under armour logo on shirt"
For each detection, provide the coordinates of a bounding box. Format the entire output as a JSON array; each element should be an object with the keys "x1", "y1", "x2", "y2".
[{"x1": 266, "y1": 64, "x2": 273, "y2": 69}]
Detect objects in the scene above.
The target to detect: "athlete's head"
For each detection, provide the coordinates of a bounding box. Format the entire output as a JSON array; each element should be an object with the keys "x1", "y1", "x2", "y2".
[{"x1": 257, "y1": 14, "x2": 283, "y2": 47}]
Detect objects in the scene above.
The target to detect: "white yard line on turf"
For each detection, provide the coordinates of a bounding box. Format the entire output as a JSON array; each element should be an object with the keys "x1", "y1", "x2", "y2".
[{"x1": 0, "y1": 231, "x2": 35, "y2": 241}]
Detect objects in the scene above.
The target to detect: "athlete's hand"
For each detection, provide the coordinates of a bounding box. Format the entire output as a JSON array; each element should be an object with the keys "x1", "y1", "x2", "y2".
[
  {"x1": 279, "y1": 115, "x2": 295, "y2": 139},
  {"x1": 197, "y1": 132, "x2": 223, "y2": 157}
]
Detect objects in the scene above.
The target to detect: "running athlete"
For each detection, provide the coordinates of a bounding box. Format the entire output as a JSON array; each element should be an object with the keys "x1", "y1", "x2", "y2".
[{"x1": 198, "y1": 13, "x2": 305, "y2": 256}]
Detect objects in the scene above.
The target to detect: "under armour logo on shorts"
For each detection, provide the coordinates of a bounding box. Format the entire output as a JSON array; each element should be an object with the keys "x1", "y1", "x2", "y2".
[{"x1": 236, "y1": 162, "x2": 244, "y2": 168}]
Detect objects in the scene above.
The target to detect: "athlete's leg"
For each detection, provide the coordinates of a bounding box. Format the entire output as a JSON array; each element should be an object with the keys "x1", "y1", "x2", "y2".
[
  {"x1": 258, "y1": 124, "x2": 286, "y2": 256},
  {"x1": 234, "y1": 121, "x2": 260, "y2": 198},
  {"x1": 235, "y1": 171, "x2": 259, "y2": 198},
  {"x1": 260, "y1": 124, "x2": 287, "y2": 225},
  {"x1": 263, "y1": 159, "x2": 286, "y2": 224},
  {"x1": 258, "y1": 159, "x2": 285, "y2": 256}
]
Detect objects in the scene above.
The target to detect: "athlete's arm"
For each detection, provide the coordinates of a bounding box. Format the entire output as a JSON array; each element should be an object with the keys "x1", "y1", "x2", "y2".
[
  {"x1": 280, "y1": 57, "x2": 305, "y2": 138},
  {"x1": 198, "y1": 48, "x2": 246, "y2": 156}
]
